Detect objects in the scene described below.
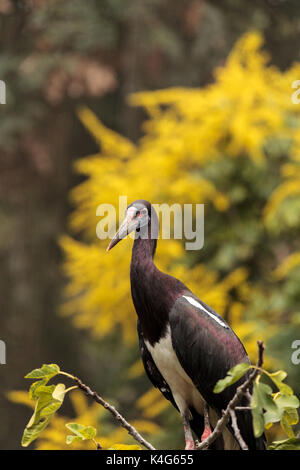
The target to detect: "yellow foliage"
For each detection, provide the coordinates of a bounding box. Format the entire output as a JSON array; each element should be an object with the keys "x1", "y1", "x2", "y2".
[
  {"x1": 58, "y1": 33, "x2": 300, "y2": 444},
  {"x1": 61, "y1": 32, "x2": 300, "y2": 361},
  {"x1": 108, "y1": 444, "x2": 142, "y2": 450},
  {"x1": 273, "y1": 251, "x2": 300, "y2": 279}
]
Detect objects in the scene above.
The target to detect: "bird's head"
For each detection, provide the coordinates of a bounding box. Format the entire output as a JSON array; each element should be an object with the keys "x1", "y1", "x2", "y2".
[{"x1": 106, "y1": 200, "x2": 154, "y2": 252}]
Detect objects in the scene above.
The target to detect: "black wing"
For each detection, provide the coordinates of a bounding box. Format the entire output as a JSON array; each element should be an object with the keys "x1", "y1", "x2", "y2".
[
  {"x1": 138, "y1": 320, "x2": 208, "y2": 443},
  {"x1": 169, "y1": 295, "x2": 265, "y2": 450},
  {"x1": 137, "y1": 319, "x2": 178, "y2": 410}
]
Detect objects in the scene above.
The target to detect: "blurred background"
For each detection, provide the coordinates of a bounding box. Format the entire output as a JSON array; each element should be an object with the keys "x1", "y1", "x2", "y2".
[{"x1": 1, "y1": 0, "x2": 300, "y2": 450}]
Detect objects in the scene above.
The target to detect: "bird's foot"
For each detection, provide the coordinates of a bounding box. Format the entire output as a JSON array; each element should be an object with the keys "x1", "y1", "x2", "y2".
[
  {"x1": 201, "y1": 425, "x2": 212, "y2": 442},
  {"x1": 185, "y1": 439, "x2": 195, "y2": 450}
]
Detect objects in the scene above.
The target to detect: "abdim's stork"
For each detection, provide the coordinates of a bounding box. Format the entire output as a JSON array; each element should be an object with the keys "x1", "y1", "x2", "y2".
[{"x1": 107, "y1": 200, "x2": 265, "y2": 450}]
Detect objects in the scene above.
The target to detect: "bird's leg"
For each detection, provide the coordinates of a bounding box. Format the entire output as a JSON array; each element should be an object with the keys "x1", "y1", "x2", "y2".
[
  {"x1": 201, "y1": 402, "x2": 212, "y2": 442},
  {"x1": 182, "y1": 410, "x2": 195, "y2": 450}
]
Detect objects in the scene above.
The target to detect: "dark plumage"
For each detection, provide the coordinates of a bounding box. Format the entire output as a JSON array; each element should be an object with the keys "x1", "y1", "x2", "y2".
[{"x1": 107, "y1": 199, "x2": 265, "y2": 450}]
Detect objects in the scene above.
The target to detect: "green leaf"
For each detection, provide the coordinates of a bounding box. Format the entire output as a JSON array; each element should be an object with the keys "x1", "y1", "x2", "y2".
[
  {"x1": 268, "y1": 370, "x2": 293, "y2": 395},
  {"x1": 268, "y1": 438, "x2": 300, "y2": 450},
  {"x1": 251, "y1": 380, "x2": 279, "y2": 437},
  {"x1": 252, "y1": 408, "x2": 265, "y2": 438},
  {"x1": 251, "y1": 381, "x2": 278, "y2": 413},
  {"x1": 22, "y1": 416, "x2": 51, "y2": 447},
  {"x1": 29, "y1": 379, "x2": 48, "y2": 400},
  {"x1": 263, "y1": 406, "x2": 282, "y2": 428},
  {"x1": 282, "y1": 407, "x2": 299, "y2": 426},
  {"x1": 258, "y1": 390, "x2": 299, "y2": 431},
  {"x1": 25, "y1": 364, "x2": 60, "y2": 381},
  {"x1": 22, "y1": 383, "x2": 66, "y2": 447},
  {"x1": 281, "y1": 412, "x2": 295, "y2": 438},
  {"x1": 275, "y1": 393, "x2": 299, "y2": 409},
  {"x1": 213, "y1": 363, "x2": 250, "y2": 393},
  {"x1": 66, "y1": 435, "x2": 83, "y2": 445},
  {"x1": 65, "y1": 423, "x2": 97, "y2": 445},
  {"x1": 26, "y1": 385, "x2": 56, "y2": 428},
  {"x1": 52, "y1": 383, "x2": 66, "y2": 402}
]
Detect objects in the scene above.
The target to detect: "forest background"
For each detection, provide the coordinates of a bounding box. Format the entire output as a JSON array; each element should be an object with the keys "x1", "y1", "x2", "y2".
[{"x1": 1, "y1": 0, "x2": 300, "y2": 450}]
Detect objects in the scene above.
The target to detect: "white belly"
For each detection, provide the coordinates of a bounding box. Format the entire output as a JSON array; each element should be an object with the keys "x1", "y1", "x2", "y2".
[
  {"x1": 145, "y1": 324, "x2": 239, "y2": 450},
  {"x1": 145, "y1": 325, "x2": 205, "y2": 416}
]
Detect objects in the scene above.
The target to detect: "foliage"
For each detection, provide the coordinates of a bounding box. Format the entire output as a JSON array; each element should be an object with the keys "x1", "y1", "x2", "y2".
[
  {"x1": 65, "y1": 423, "x2": 97, "y2": 446},
  {"x1": 214, "y1": 362, "x2": 300, "y2": 449},
  {"x1": 14, "y1": 364, "x2": 154, "y2": 450},
  {"x1": 18, "y1": 359, "x2": 300, "y2": 450}
]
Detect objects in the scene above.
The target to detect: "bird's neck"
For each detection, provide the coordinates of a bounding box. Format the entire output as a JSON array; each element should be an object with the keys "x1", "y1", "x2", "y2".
[
  {"x1": 130, "y1": 220, "x2": 186, "y2": 344},
  {"x1": 130, "y1": 223, "x2": 157, "y2": 288},
  {"x1": 131, "y1": 217, "x2": 158, "y2": 270},
  {"x1": 130, "y1": 221, "x2": 167, "y2": 343}
]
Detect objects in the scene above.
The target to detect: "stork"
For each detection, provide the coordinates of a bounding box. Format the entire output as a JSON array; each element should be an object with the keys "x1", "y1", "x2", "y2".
[{"x1": 107, "y1": 200, "x2": 265, "y2": 450}]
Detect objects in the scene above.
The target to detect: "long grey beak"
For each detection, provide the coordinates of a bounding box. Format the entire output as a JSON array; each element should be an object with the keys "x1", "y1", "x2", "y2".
[{"x1": 106, "y1": 214, "x2": 137, "y2": 252}]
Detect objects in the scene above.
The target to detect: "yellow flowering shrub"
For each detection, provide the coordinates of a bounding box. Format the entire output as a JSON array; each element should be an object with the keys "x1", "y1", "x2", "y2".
[
  {"x1": 61, "y1": 32, "x2": 300, "y2": 365},
  {"x1": 54, "y1": 31, "x2": 300, "y2": 447}
]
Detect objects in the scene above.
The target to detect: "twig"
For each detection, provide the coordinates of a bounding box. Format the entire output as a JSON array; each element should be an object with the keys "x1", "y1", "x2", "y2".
[
  {"x1": 203, "y1": 402, "x2": 210, "y2": 430},
  {"x1": 72, "y1": 377, "x2": 156, "y2": 450},
  {"x1": 197, "y1": 341, "x2": 264, "y2": 450},
  {"x1": 200, "y1": 402, "x2": 211, "y2": 450},
  {"x1": 229, "y1": 409, "x2": 248, "y2": 450}
]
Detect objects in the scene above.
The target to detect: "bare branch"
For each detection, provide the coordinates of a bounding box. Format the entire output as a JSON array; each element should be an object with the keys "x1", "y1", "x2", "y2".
[
  {"x1": 73, "y1": 377, "x2": 156, "y2": 450},
  {"x1": 229, "y1": 409, "x2": 248, "y2": 450},
  {"x1": 203, "y1": 401, "x2": 210, "y2": 431}
]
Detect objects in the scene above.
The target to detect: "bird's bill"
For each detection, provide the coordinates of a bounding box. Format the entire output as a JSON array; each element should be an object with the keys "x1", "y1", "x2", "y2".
[{"x1": 106, "y1": 211, "x2": 138, "y2": 252}]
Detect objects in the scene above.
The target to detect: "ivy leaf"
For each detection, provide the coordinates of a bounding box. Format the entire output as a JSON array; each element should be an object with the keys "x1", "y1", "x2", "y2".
[
  {"x1": 213, "y1": 363, "x2": 250, "y2": 393},
  {"x1": 25, "y1": 364, "x2": 60, "y2": 381}
]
